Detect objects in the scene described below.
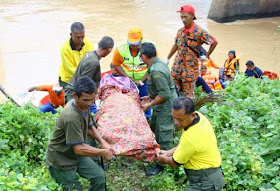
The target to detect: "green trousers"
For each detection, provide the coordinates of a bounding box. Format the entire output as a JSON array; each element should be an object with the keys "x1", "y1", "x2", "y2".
[
  {"x1": 48, "y1": 156, "x2": 105, "y2": 191},
  {"x1": 64, "y1": 89, "x2": 73, "y2": 104},
  {"x1": 86, "y1": 135, "x2": 100, "y2": 163},
  {"x1": 58, "y1": 77, "x2": 69, "y2": 90},
  {"x1": 150, "y1": 110, "x2": 174, "y2": 150},
  {"x1": 185, "y1": 167, "x2": 225, "y2": 191}
]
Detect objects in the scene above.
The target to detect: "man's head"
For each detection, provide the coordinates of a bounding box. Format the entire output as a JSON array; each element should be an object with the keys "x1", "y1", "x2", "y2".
[
  {"x1": 246, "y1": 60, "x2": 255, "y2": 70},
  {"x1": 52, "y1": 85, "x2": 63, "y2": 96},
  {"x1": 200, "y1": 65, "x2": 207, "y2": 75},
  {"x1": 73, "y1": 77, "x2": 97, "y2": 111},
  {"x1": 127, "y1": 27, "x2": 143, "y2": 50},
  {"x1": 172, "y1": 97, "x2": 196, "y2": 130},
  {"x1": 139, "y1": 42, "x2": 157, "y2": 65},
  {"x1": 177, "y1": 5, "x2": 196, "y2": 27},
  {"x1": 70, "y1": 22, "x2": 85, "y2": 47},
  {"x1": 228, "y1": 50, "x2": 236, "y2": 59},
  {"x1": 98, "y1": 36, "x2": 114, "y2": 58}
]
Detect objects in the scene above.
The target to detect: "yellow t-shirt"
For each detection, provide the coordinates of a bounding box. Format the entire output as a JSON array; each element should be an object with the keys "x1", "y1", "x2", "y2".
[
  {"x1": 173, "y1": 112, "x2": 222, "y2": 170},
  {"x1": 59, "y1": 37, "x2": 94, "y2": 83}
]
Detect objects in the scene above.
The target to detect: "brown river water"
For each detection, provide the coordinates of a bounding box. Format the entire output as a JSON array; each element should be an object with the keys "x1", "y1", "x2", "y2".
[{"x1": 0, "y1": 0, "x2": 279, "y2": 103}]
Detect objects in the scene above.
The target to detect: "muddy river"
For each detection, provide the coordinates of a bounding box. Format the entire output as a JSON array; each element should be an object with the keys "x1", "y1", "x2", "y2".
[{"x1": 0, "y1": 0, "x2": 279, "y2": 103}]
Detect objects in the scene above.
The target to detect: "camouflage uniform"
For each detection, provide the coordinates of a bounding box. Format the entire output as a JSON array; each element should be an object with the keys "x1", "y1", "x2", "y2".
[{"x1": 171, "y1": 23, "x2": 216, "y2": 98}]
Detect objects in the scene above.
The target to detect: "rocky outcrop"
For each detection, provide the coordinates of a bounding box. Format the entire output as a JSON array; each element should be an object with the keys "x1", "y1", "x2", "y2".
[{"x1": 208, "y1": 0, "x2": 280, "y2": 23}]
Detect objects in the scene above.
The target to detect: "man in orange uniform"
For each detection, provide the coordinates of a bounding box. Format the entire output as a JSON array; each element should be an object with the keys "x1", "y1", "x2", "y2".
[
  {"x1": 28, "y1": 85, "x2": 65, "y2": 114},
  {"x1": 200, "y1": 66, "x2": 223, "y2": 91},
  {"x1": 167, "y1": 5, "x2": 218, "y2": 98},
  {"x1": 111, "y1": 27, "x2": 152, "y2": 119}
]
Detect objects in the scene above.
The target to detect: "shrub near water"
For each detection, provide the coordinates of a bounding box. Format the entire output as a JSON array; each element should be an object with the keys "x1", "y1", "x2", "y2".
[
  {"x1": 0, "y1": 74, "x2": 280, "y2": 190},
  {"x1": 203, "y1": 75, "x2": 280, "y2": 190},
  {"x1": 144, "y1": 75, "x2": 280, "y2": 190},
  {"x1": 0, "y1": 103, "x2": 61, "y2": 190}
]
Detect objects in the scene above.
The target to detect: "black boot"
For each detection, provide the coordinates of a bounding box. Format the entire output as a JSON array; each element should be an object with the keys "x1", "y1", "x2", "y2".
[{"x1": 146, "y1": 164, "x2": 165, "y2": 176}]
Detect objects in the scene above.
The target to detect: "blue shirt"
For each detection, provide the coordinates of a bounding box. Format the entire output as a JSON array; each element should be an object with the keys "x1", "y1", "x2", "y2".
[{"x1": 245, "y1": 67, "x2": 263, "y2": 78}]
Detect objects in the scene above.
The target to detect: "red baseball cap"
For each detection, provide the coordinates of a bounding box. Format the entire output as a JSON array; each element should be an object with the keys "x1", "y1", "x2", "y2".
[{"x1": 177, "y1": 5, "x2": 196, "y2": 20}]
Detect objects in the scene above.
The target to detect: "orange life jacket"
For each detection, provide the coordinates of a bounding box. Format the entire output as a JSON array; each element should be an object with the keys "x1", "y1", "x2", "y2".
[
  {"x1": 263, "y1": 71, "x2": 279, "y2": 80},
  {"x1": 199, "y1": 59, "x2": 220, "y2": 75},
  {"x1": 201, "y1": 74, "x2": 223, "y2": 90},
  {"x1": 224, "y1": 57, "x2": 240, "y2": 77}
]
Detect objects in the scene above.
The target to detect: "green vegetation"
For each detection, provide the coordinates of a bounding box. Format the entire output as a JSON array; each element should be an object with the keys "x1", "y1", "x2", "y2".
[
  {"x1": 203, "y1": 75, "x2": 280, "y2": 190},
  {"x1": 0, "y1": 103, "x2": 61, "y2": 190},
  {"x1": 0, "y1": 74, "x2": 279, "y2": 190}
]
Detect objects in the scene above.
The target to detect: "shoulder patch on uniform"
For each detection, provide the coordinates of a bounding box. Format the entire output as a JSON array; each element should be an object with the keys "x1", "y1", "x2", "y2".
[{"x1": 153, "y1": 74, "x2": 161, "y2": 78}]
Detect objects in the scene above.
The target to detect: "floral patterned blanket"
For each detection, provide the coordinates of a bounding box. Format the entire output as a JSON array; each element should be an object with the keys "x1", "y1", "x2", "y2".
[{"x1": 97, "y1": 79, "x2": 160, "y2": 162}]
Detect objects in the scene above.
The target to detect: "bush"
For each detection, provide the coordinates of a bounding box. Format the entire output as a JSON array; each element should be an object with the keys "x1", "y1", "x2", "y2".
[
  {"x1": 143, "y1": 75, "x2": 280, "y2": 190},
  {"x1": 1, "y1": 74, "x2": 279, "y2": 190},
  {"x1": 0, "y1": 102, "x2": 61, "y2": 190}
]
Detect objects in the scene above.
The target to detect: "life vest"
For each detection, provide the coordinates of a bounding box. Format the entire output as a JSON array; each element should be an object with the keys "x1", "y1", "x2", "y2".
[
  {"x1": 224, "y1": 57, "x2": 240, "y2": 77},
  {"x1": 201, "y1": 74, "x2": 223, "y2": 90},
  {"x1": 118, "y1": 39, "x2": 151, "y2": 81},
  {"x1": 199, "y1": 58, "x2": 219, "y2": 75},
  {"x1": 263, "y1": 71, "x2": 279, "y2": 80}
]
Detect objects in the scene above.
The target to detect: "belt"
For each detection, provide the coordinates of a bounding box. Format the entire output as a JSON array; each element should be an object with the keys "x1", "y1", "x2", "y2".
[{"x1": 185, "y1": 167, "x2": 221, "y2": 176}]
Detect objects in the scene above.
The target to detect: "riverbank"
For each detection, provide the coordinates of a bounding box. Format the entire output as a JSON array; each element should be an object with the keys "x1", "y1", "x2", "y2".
[{"x1": 1, "y1": 74, "x2": 279, "y2": 190}]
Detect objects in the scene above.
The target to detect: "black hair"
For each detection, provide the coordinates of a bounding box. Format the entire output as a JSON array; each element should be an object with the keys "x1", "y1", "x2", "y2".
[
  {"x1": 228, "y1": 50, "x2": 236, "y2": 58},
  {"x1": 246, "y1": 60, "x2": 254, "y2": 66},
  {"x1": 172, "y1": 97, "x2": 195, "y2": 114},
  {"x1": 139, "y1": 42, "x2": 157, "y2": 58},
  {"x1": 71, "y1": 22, "x2": 85, "y2": 33},
  {"x1": 75, "y1": 76, "x2": 97, "y2": 97},
  {"x1": 98, "y1": 36, "x2": 114, "y2": 50},
  {"x1": 201, "y1": 65, "x2": 207, "y2": 69}
]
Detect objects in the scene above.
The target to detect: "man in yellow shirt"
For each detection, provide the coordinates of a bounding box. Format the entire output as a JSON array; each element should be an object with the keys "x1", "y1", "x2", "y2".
[
  {"x1": 58, "y1": 22, "x2": 94, "y2": 89},
  {"x1": 158, "y1": 97, "x2": 224, "y2": 190}
]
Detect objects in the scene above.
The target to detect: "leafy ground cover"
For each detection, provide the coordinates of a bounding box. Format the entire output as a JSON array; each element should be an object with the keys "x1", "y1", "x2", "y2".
[
  {"x1": 0, "y1": 103, "x2": 61, "y2": 190},
  {"x1": 0, "y1": 74, "x2": 279, "y2": 190}
]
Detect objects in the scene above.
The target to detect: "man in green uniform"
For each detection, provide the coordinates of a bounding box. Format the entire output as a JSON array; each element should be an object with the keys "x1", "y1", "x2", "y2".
[
  {"x1": 140, "y1": 43, "x2": 177, "y2": 175},
  {"x1": 46, "y1": 76, "x2": 113, "y2": 191},
  {"x1": 157, "y1": 97, "x2": 224, "y2": 191},
  {"x1": 64, "y1": 36, "x2": 114, "y2": 104}
]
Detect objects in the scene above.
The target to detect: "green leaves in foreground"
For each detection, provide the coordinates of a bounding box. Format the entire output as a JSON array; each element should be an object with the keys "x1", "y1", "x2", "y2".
[
  {"x1": 0, "y1": 74, "x2": 279, "y2": 190},
  {"x1": 200, "y1": 74, "x2": 280, "y2": 190},
  {"x1": 143, "y1": 75, "x2": 280, "y2": 191},
  {"x1": 0, "y1": 102, "x2": 61, "y2": 190}
]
